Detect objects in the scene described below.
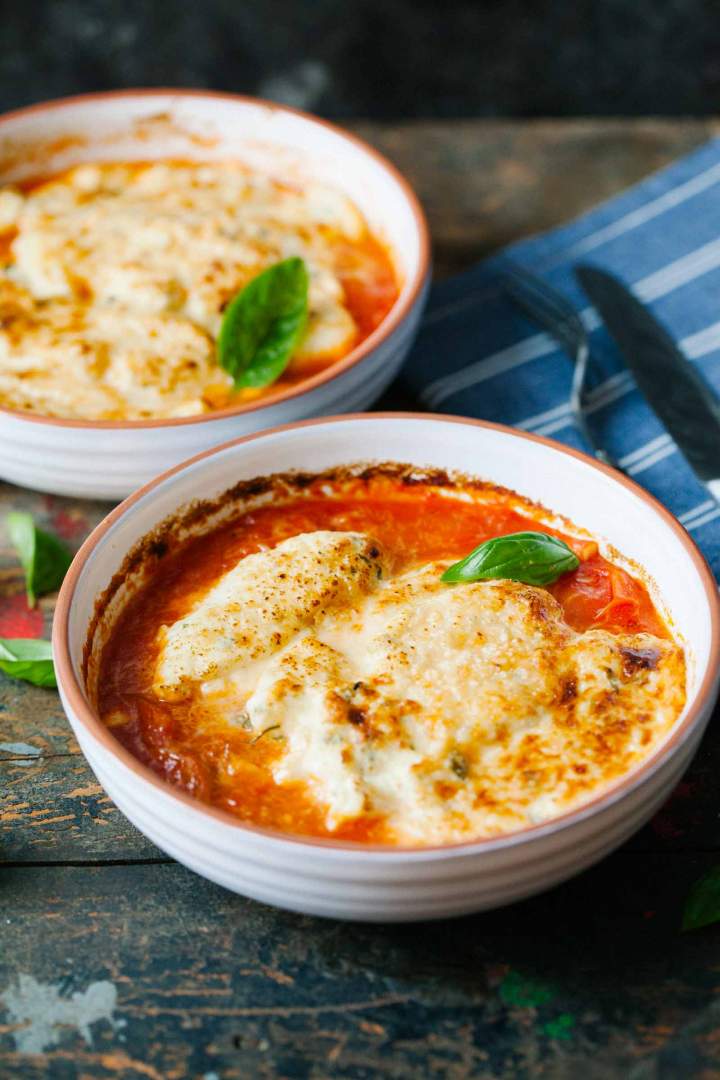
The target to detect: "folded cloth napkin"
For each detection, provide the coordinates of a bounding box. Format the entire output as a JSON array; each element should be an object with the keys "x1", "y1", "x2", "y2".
[{"x1": 401, "y1": 138, "x2": 720, "y2": 579}]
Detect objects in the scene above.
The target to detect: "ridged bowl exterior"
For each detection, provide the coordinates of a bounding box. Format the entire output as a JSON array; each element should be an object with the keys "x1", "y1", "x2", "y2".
[
  {"x1": 61, "y1": 709, "x2": 707, "y2": 922},
  {"x1": 0, "y1": 304, "x2": 426, "y2": 499},
  {"x1": 0, "y1": 91, "x2": 429, "y2": 499},
  {"x1": 54, "y1": 415, "x2": 720, "y2": 922}
]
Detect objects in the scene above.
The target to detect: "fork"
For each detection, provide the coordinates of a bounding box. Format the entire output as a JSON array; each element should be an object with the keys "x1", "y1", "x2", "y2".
[{"x1": 499, "y1": 261, "x2": 618, "y2": 470}]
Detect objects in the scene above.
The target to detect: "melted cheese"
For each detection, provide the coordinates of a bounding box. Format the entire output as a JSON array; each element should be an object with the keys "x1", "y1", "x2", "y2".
[
  {"x1": 0, "y1": 162, "x2": 375, "y2": 420},
  {"x1": 154, "y1": 531, "x2": 386, "y2": 700},
  {"x1": 153, "y1": 531, "x2": 686, "y2": 844}
]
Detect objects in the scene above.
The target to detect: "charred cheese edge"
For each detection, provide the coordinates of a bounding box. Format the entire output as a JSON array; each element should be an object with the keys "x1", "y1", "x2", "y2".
[{"x1": 152, "y1": 530, "x2": 686, "y2": 844}]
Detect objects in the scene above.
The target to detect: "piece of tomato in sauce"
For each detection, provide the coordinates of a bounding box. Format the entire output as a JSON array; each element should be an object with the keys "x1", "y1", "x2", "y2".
[{"x1": 550, "y1": 553, "x2": 667, "y2": 637}]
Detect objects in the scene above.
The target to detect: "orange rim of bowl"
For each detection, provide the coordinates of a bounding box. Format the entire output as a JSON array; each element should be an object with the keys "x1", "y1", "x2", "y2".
[
  {"x1": 0, "y1": 88, "x2": 430, "y2": 430},
  {"x1": 52, "y1": 413, "x2": 720, "y2": 857}
]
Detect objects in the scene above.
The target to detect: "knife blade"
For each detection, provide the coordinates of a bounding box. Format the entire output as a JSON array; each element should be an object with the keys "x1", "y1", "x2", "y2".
[{"x1": 575, "y1": 265, "x2": 720, "y2": 504}]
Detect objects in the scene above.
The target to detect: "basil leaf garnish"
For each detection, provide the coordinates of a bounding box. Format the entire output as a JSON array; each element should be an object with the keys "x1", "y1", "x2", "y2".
[
  {"x1": 441, "y1": 531, "x2": 580, "y2": 587},
  {"x1": 7, "y1": 511, "x2": 73, "y2": 607},
  {"x1": 682, "y1": 866, "x2": 720, "y2": 931},
  {"x1": 217, "y1": 257, "x2": 309, "y2": 389},
  {"x1": 0, "y1": 638, "x2": 56, "y2": 688}
]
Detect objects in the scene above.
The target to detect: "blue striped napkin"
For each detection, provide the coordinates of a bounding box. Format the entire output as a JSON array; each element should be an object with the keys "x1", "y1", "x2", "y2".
[{"x1": 402, "y1": 139, "x2": 720, "y2": 579}]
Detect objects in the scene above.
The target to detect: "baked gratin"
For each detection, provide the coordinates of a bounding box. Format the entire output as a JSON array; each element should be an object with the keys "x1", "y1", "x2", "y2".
[
  {"x1": 0, "y1": 161, "x2": 397, "y2": 421},
  {"x1": 94, "y1": 466, "x2": 686, "y2": 847}
]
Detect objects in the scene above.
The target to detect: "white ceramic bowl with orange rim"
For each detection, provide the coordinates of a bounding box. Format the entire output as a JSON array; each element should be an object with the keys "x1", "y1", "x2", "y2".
[
  {"x1": 53, "y1": 414, "x2": 720, "y2": 922},
  {"x1": 0, "y1": 90, "x2": 429, "y2": 499}
]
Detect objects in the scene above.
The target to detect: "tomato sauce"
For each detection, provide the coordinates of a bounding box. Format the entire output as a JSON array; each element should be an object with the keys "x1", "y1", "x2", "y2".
[
  {"x1": 0, "y1": 227, "x2": 14, "y2": 264},
  {"x1": 98, "y1": 474, "x2": 669, "y2": 842}
]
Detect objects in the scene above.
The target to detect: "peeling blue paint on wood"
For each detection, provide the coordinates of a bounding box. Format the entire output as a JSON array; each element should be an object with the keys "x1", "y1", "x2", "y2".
[
  {"x1": 0, "y1": 742, "x2": 41, "y2": 758},
  {"x1": 0, "y1": 975, "x2": 124, "y2": 1054}
]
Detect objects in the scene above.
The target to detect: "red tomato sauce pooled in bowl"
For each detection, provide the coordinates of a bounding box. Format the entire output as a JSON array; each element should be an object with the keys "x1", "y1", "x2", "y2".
[{"x1": 96, "y1": 468, "x2": 684, "y2": 847}]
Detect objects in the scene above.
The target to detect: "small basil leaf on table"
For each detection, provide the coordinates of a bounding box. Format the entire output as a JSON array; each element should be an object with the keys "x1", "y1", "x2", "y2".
[
  {"x1": 7, "y1": 511, "x2": 73, "y2": 607},
  {"x1": 441, "y1": 531, "x2": 580, "y2": 587},
  {"x1": 218, "y1": 257, "x2": 309, "y2": 389},
  {"x1": 0, "y1": 638, "x2": 56, "y2": 688},
  {"x1": 682, "y1": 865, "x2": 720, "y2": 931}
]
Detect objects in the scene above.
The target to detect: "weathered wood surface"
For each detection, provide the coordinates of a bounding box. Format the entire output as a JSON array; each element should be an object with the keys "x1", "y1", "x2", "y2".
[
  {"x1": 3, "y1": 854, "x2": 720, "y2": 1079},
  {"x1": 2, "y1": 119, "x2": 720, "y2": 1078}
]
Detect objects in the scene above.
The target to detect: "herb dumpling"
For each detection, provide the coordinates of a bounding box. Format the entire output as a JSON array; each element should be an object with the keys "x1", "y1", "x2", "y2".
[{"x1": 153, "y1": 531, "x2": 386, "y2": 700}]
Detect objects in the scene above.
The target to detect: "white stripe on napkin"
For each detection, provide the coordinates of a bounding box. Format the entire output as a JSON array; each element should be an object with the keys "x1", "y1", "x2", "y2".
[
  {"x1": 528, "y1": 416, "x2": 677, "y2": 478},
  {"x1": 422, "y1": 288, "x2": 500, "y2": 329},
  {"x1": 624, "y1": 440, "x2": 677, "y2": 476},
  {"x1": 517, "y1": 373, "x2": 633, "y2": 435},
  {"x1": 426, "y1": 331, "x2": 560, "y2": 390},
  {"x1": 680, "y1": 499, "x2": 717, "y2": 525},
  {"x1": 685, "y1": 506, "x2": 720, "y2": 531},
  {"x1": 683, "y1": 319, "x2": 720, "y2": 359},
  {"x1": 529, "y1": 373, "x2": 636, "y2": 437},
  {"x1": 637, "y1": 236, "x2": 720, "y2": 301},
  {"x1": 516, "y1": 401, "x2": 575, "y2": 431},
  {"x1": 619, "y1": 433, "x2": 674, "y2": 467},
  {"x1": 584, "y1": 373, "x2": 637, "y2": 414},
  {"x1": 547, "y1": 158, "x2": 720, "y2": 267}
]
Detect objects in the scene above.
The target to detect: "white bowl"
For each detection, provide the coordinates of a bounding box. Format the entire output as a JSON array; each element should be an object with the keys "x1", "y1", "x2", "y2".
[
  {"x1": 53, "y1": 414, "x2": 720, "y2": 922},
  {"x1": 0, "y1": 91, "x2": 429, "y2": 499}
]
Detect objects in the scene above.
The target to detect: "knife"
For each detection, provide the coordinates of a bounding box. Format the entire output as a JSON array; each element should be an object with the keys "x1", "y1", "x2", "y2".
[{"x1": 575, "y1": 265, "x2": 720, "y2": 505}]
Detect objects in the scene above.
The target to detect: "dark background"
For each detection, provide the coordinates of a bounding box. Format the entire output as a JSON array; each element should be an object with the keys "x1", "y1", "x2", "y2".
[{"x1": 1, "y1": 0, "x2": 719, "y2": 119}]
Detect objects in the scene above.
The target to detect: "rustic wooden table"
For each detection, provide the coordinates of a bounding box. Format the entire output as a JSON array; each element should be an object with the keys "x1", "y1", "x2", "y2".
[{"x1": 2, "y1": 119, "x2": 720, "y2": 1079}]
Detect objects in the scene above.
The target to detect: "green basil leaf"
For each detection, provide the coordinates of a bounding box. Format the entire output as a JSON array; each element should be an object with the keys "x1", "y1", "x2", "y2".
[
  {"x1": 217, "y1": 257, "x2": 309, "y2": 389},
  {"x1": 7, "y1": 511, "x2": 73, "y2": 607},
  {"x1": 441, "y1": 531, "x2": 580, "y2": 587},
  {"x1": 682, "y1": 865, "x2": 720, "y2": 931},
  {"x1": 0, "y1": 637, "x2": 56, "y2": 688}
]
